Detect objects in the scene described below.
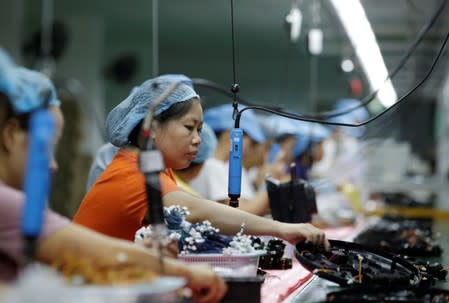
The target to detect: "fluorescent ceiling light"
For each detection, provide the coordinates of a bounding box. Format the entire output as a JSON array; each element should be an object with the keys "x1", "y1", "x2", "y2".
[
  {"x1": 330, "y1": 0, "x2": 397, "y2": 107},
  {"x1": 286, "y1": 5, "x2": 302, "y2": 43}
]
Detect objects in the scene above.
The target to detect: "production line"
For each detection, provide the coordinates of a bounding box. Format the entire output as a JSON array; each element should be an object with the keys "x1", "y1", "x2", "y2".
[{"x1": 2, "y1": 0, "x2": 449, "y2": 302}]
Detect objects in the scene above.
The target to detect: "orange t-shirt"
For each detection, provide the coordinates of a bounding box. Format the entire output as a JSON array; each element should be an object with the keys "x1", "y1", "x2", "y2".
[{"x1": 73, "y1": 148, "x2": 179, "y2": 241}]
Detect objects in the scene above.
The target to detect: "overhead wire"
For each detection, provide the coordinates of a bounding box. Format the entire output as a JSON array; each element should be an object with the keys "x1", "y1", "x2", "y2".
[
  {"x1": 194, "y1": 0, "x2": 449, "y2": 124},
  {"x1": 235, "y1": 24, "x2": 449, "y2": 128},
  {"x1": 229, "y1": 0, "x2": 240, "y2": 123},
  {"x1": 315, "y1": 0, "x2": 449, "y2": 119}
]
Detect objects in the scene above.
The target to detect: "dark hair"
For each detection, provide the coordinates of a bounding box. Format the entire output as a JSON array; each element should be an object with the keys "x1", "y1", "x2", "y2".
[
  {"x1": 154, "y1": 98, "x2": 200, "y2": 124},
  {"x1": 0, "y1": 93, "x2": 10, "y2": 124},
  {"x1": 276, "y1": 133, "x2": 295, "y2": 144},
  {"x1": 0, "y1": 93, "x2": 30, "y2": 130},
  {"x1": 127, "y1": 98, "x2": 201, "y2": 147},
  {"x1": 214, "y1": 130, "x2": 225, "y2": 139}
]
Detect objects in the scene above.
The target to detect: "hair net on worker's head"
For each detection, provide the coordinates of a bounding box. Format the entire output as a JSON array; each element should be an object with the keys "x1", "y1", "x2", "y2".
[
  {"x1": 10, "y1": 67, "x2": 60, "y2": 114},
  {"x1": 106, "y1": 74, "x2": 200, "y2": 147},
  {"x1": 255, "y1": 114, "x2": 273, "y2": 140},
  {"x1": 0, "y1": 48, "x2": 16, "y2": 100},
  {"x1": 204, "y1": 104, "x2": 265, "y2": 143},
  {"x1": 268, "y1": 143, "x2": 282, "y2": 164},
  {"x1": 328, "y1": 98, "x2": 369, "y2": 138},
  {"x1": 191, "y1": 122, "x2": 217, "y2": 164},
  {"x1": 129, "y1": 85, "x2": 140, "y2": 95},
  {"x1": 259, "y1": 114, "x2": 300, "y2": 163},
  {"x1": 293, "y1": 136, "x2": 310, "y2": 158},
  {"x1": 292, "y1": 121, "x2": 331, "y2": 157},
  {"x1": 257, "y1": 114, "x2": 298, "y2": 140}
]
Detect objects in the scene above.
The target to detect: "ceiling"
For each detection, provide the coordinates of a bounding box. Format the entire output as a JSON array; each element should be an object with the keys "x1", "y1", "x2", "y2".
[
  {"x1": 362, "y1": 0, "x2": 449, "y2": 102},
  {"x1": 18, "y1": 0, "x2": 449, "y2": 114}
]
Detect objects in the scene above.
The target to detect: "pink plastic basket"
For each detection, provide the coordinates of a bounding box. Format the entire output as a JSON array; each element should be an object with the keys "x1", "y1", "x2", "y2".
[{"x1": 178, "y1": 251, "x2": 266, "y2": 277}]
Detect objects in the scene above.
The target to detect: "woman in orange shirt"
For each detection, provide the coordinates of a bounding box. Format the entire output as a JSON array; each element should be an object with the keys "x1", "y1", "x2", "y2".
[{"x1": 74, "y1": 74, "x2": 330, "y2": 251}]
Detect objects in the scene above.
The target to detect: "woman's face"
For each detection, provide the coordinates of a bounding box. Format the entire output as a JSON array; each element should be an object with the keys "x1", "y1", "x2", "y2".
[
  {"x1": 242, "y1": 137, "x2": 266, "y2": 169},
  {"x1": 2, "y1": 106, "x2": 64, "y2": 190},
  {"x1": 154, "y1": 101, "x2": 203, "y2": 170}
]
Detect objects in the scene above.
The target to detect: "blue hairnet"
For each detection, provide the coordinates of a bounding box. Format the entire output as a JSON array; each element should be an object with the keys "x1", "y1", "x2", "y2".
[
  {"x1": 11, "y1": 67, "x2": 60, "y2": 114},
  {"x1": 128, "y1": 74, "x2": 193, "y2": 97},
  {"x1": 293, "y1": 136, "x2": 310, "y2": 158},
  {"x1": 192, "y1": 122, "x2": 217, "y2": 164},
  {"x1": 268, "y1": 143, "x2": 282, "y2": 164},
  {"x1": 107, "y1": 74, "x2": 200, "y2": 147},
  {"x1": 257, "y1": 114, "x2": 298, "y2": 140},
  {"x1": 292, "y1": 121, "x2": 330, "y2": 157},
  {"x1": 0, "y1": 48, "x2": 16, "y2": 100},
  {"x1": 204, "y1": 104, "x2": 265, "y2": 143},
  {"x1": 328, "y1": 98, "x2": 369, "y2": 138},
  {"x1": 335, "y1": 98, "x2": 369, "y2": 122}
]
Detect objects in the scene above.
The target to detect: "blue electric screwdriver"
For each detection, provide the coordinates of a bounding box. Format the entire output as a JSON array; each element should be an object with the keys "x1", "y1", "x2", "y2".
[
  {"x1": 228, "y1": 109, "x2": 243, "y2": 208},
  {"x1": 21, "y1": 109, "x2": 55, "y2": 262}
]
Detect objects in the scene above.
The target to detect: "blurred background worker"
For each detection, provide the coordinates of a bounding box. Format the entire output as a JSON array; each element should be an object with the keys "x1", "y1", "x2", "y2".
[
  {"x1": 304, "y1": 99, "x2": 370, "y2": 227},
  {"x1": 257, "y1": 114, "x2": 299, "y2": 180},
  {"x1": 310, "y1": 98, "x2": 369, "y2": 184},
  {"x1": 292, "y1": 121, "x2": 331, "y2": 180},
  {"x1": 258, "y1": 114, "x2": 330, "y2": 181},
  {"x1": 189, "y1": 104, "x2": 273, "y2": 215}
]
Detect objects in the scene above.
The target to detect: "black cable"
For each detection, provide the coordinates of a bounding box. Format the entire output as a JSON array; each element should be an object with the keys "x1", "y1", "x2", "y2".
[
  {"x1": 195, "y1": 0, "x2": 448, "y2": 121},
  {"x1": 192, "y1": 78, "x2": 284, "y2": 111},
  {"x1": 314, "y1": 0, "x2": 449, "y2": 119},
  {"x1": 229, "y1": 0, "x2": 240, "y2": 124},
  {"x1": 235, "y1": 25, "x2": 449, "y2": 128},
  {"x1": 230, "y1": 0, "x2": 236, "y2": 88}
]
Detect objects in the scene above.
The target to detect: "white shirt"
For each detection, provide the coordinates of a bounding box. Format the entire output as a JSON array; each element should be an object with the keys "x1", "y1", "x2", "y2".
[
  {"x1": 310, "y1": 135, "x2": 363, "y2": 184},
  {"x1": 86, "y1": 143, "x2": 119, "y2": 190},
  {"x1": 189, "y1": 158, "x2": 255, "y2": 201}
]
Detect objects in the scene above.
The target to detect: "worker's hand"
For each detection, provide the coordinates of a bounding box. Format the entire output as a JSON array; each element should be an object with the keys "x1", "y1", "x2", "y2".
[
  {"x1": 278, "y1": 222, "x2": 330, "y2": 251},
  {"x1": 185, "y1": 264, "x2": 227, "y2": 303},
  {"x1": 141, "y1": 238, "x2": 179, "y2": 258}
]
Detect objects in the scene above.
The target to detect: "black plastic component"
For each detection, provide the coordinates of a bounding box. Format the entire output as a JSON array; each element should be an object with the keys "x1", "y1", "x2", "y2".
[
  {"x1": 259, "y1": 238, "x2": 292, "y2": 270},
  {"x1": 221, "y1": 276, "x2": 265, "y2": 303},
  {"x1": 229, "y1": 199, "x2": 239, "y2": 208},
  {"x1": 266, "y1": 175, "x2": 317, "y2": 223},
  {"x1": 354, "y1": 216, "x2": 442, "y2": 257},
  {"x1": 295, "y1": 239, "x2": 421, "y2": 287},
  {"x1": 324, "y1": 286, "x2": 449, "y2": 302},
  {"x1": 404, "y1": 258, "x2": 448, "y2": 286}
]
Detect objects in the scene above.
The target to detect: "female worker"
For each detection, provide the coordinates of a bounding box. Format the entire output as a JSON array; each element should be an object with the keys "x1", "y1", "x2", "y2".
[
  {"x1": 74, "y1": 74, "x2": 330, "y2": 251},
  {"x1": 0, "y1": 51, "x2": 226, "y2": 303},
  {"x1": 292, "y1": 121, "x2": 331, "y2": 180}
]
